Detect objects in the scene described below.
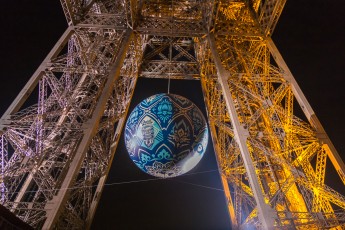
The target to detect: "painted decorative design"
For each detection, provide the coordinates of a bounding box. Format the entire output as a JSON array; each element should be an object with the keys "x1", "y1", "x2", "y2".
[{"x1": 125, "y1": 93, "x2": 208, "y2": 178}]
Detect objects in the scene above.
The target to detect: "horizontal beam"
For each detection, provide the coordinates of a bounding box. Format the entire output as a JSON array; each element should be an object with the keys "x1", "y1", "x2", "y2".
[{"x1": 139, "y1": 61, "x2": 200, "y2": 80}]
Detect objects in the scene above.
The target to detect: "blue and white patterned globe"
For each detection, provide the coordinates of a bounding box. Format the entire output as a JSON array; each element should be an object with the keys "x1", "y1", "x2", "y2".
[{"x1": 124, "y1": 93, "x2": 208, "y2": 178}]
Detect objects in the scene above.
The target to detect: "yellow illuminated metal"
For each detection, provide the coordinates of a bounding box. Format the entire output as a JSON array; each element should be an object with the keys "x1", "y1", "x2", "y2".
[{"x1": 195, "y1": 1, "x2": 345, "y2": 228}]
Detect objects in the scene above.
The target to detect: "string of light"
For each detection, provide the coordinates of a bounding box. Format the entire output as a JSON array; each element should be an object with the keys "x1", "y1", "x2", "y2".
[
  {"x1": 172, "y1": 180, "x2": 225, "y2": 192},
  {"x1": 3, "y1": 169, "x2": 222, "y2": 197}
]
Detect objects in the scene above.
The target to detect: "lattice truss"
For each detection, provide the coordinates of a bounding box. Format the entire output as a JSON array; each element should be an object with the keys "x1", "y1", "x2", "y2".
[
  {"x1": 196, "y1": 2, "x2": 345, "y2": 229},
  {"x1": 0, "y1": 0, "x2": 344, "y2": 229},
  {"x1": 0, "y1": 1, "x2": 143, "y2": 228}
]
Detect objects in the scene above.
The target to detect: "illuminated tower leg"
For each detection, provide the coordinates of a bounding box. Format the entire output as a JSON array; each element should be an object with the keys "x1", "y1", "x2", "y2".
[
  {"x1": 43, "y1": 29, "x2": 134, "y2": 229},
  {"x1": 196, "y1": 2, "x2": 345, "y2": 228},
  {"x1": 0, "y1": 28, "x2": 73, "y2": 216},
  {"x1": 0, "y1": 2, "x2": 143, "y2": 228}
]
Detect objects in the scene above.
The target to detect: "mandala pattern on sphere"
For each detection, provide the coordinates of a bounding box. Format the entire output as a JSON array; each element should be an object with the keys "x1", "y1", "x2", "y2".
[{"x1": 125, "y1": 93, "x2": 208, "y2": 178}]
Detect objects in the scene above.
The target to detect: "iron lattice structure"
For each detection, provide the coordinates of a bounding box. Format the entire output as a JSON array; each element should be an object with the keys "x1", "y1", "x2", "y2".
[{"x1": 1, "y1": 0, "x2": 345, "y2": 229}]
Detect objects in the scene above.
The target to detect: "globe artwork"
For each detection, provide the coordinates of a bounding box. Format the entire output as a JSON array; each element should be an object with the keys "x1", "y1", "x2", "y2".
[{"x1": 124, "y1": 93, "x2": 208, "y2": 178}]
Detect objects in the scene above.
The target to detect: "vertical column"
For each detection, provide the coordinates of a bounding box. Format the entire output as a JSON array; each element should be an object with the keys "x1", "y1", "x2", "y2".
[
  {"x1": 208, "y1": 34, "x2": 275, "y2": 230},
  {"x1": 43, "y1": 28, "x2": 134, "y2": 230}
]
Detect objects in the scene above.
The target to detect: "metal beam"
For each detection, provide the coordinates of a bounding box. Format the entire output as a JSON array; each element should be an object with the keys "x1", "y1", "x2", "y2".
[{"x1": 208, "y1": 33, "x2": 275, "y2": 230}]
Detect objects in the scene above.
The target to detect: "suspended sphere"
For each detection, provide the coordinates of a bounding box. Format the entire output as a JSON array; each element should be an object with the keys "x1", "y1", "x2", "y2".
[{"x1": 124, "y1": 93, "x2": 208, "y2": 178}]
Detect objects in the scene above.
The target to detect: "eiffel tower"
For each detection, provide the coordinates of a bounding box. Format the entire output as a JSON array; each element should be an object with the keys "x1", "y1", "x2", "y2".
[{"x1": 1, "y1": 0, "x2": 345, "y2": 229}]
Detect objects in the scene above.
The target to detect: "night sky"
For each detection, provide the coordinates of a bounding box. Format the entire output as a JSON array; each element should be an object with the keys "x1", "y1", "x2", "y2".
[{"x1": 1, "y1": 1, "x2": 345, "y2": 229}]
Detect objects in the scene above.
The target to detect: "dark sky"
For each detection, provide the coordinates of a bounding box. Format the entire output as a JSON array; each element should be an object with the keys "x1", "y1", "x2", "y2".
[{"x1": 0, "y1": 1, "x2": 344, "y2": 230}]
